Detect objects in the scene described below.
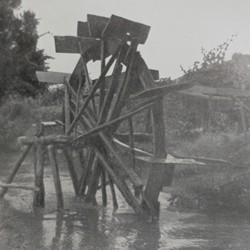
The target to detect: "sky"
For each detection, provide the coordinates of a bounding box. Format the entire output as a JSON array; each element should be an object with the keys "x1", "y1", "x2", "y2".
[{"x1": 20, "y1": 0, "x2": 250, "y2": 79}]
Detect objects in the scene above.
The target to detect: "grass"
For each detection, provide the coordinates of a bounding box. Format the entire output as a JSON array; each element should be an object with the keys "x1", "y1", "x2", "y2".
[{"x1": 167, "y1": 132, "x2": 250, "y2": 213}]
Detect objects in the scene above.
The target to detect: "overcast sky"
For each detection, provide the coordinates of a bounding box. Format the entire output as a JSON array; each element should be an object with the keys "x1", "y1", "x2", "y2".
[{"x1": 21, "y1": 0, "x2": 250, "y2": 79}]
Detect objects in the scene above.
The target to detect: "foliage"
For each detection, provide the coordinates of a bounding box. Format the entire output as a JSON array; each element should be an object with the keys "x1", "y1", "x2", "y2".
[
  {"x1": 168, "y1": 133, "x2": 250, "y2": 213},
  {"x1": 181, "y1": 35, "x2": 250, "y2": 89},
  {"x1": 0, "y1": 94, "x2": 62, "y2": 151},
  {"x1": 0, "y1": 0, "x2": 51, "y2": 101},
  {"x1": 164, "y1": 37, "x2": 250, "y2": 139}
]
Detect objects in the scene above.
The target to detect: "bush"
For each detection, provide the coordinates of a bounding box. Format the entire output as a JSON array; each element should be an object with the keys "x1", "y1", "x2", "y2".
[{"x1": 0, "y1": 94, "x2": 62, "y2": 151}]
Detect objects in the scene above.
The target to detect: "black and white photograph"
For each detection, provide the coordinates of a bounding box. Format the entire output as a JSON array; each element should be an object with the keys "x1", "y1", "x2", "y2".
[{"x1": 0, "y1": 0, "x2": 250, "y2": 249}]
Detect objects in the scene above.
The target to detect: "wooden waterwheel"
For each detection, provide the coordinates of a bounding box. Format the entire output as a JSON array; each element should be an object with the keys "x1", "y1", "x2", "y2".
[{"x1": 1, "y1": 14, "x2": 195, "y2": 219}]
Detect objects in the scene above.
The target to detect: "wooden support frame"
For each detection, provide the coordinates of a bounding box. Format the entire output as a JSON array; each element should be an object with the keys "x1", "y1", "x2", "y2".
[
  {"x1": 33, "y1": 143, "x2": 45, "y2": 208},
  {"x1": 48, "y1": 145, "x2": 64, "y2": 211}
]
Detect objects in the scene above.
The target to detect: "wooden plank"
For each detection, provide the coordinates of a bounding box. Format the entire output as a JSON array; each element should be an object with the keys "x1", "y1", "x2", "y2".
[
  {"x1": 77, "y1": 21, "x2": 90, "y2": 37},
  {"x1": 18, "y1": 135, "x2": 72, "y2": 145},
  {"x1": 102, "y1": 15, "x2": 150, "y2": 44},
  {"x1": 54, "y1": 36, "x2": 100, "y2": 54},
  {"x1": 217, "y1": 87, "x2": 250, "y2": 97},
  {"x1": 184, "y1": 85, "x2": 250, "y2": 98},
  {"x1": 184, "y1": 85, "x2": 217, "y2": 95},
  {"x1": 136, "y1": 155, "x2": 205, "y2": 165},
  {"x1": 48, "y1": 145, "x2": 64, "y2": 211},
  {"x1": 129, "y1": 80, "x2": 196, "y2": 101},
  {"x1": 36, "y1": 71, "x2": 71, "y2": 84},
  {"x1": 87, "y1": 14, "x2": 109, "y2": 38},
  {"x1": 179, "y1": 91, "x2": 233, "y2": 101},
  {"x1": 113, "y1": 138, "x2": 153, "y2": 157}
]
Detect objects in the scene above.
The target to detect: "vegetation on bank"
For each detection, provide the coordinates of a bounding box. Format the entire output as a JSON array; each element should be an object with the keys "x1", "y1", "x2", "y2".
[
  {"x1": 0, "y1": 91, "x2": 63, "y2": 151},
  {"x1": 167, "y1": 132, "x2": 250, "y2": 213}
]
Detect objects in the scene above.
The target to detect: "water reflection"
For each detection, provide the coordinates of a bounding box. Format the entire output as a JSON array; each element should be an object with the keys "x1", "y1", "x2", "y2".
[
  {"x1": 37, "y1": 205, "x2": 250, "y2": 250},
  {"x1": 1, "y1": 154, "x2": 250, "y2": 250}
]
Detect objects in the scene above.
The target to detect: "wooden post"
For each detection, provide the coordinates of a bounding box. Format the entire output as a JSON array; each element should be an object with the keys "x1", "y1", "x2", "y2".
[
  {"x1": 78, "y1": 148, "x2": 95, "y2": 195},
  {"x1": 85, "y1": 155, "x2": 100, "y2": 204},
  {"x1": 62, "y1": 148, "x2": 79, "y2": 196},
  {"x1": 143, "y1": 98, "x2": 167, "y2": 218},
  {"x1": 99, "y1": 40, "x2": 106, "y2": 110},
  {"x1": 33, "y1": 143, "x2": 45, "y2": 208},
  {"x1": 240, "y1": 104, "x2": 248, "y2": 137},
  {"x1": 207, "y1": 96, "x2": 213, "y2": 133},
  {"x1": 48, "y1": 145, "x2": 64, "y2": 211},
  {"x1": 101, "y1": 168, "x2": 107, "y2": 206},
  {"x1": 108, "y1": 175, "x2": 118, "y2": 209},
  {"x1": 64, "y1": 79, "x2": 71, "y2": 134},
  {"x1": 128, "y1": 117, "x2": 139, "y2": 197},
  {"x1": 0, "y1": 145, "x2": 32, "y2": 198}
]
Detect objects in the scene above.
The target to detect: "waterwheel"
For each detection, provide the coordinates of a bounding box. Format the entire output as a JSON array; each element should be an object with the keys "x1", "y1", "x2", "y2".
[{"x1": 1, "y1": 14, "x2": 195, "y2": 219}]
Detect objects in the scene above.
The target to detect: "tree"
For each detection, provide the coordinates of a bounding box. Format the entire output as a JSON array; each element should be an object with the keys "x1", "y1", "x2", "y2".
[{"x1": 0, "y1": 0, "x2": 51, "y2": 101}]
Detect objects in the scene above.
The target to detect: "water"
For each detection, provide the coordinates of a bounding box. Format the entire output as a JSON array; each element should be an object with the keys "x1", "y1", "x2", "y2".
[{"x1": 0, "y1": 152, "x2": 250, "y2": 250}]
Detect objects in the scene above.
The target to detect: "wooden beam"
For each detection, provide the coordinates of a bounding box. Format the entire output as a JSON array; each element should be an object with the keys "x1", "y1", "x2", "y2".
[
  {"x1": 66, "y1": 46, "x2": 120, "y2": 135},
  {"x1": 48, "y1": 145, "x2": 64, "y2": 211},
  {"x1": 129, "y1": 80, "x2": 196, "y2": 101},
  {"x1": 95, "y1": 148, "x2": 143, "y2": 214},
  {"x1": 73, "y1": 100, "x2": 154, "y2": 143},
  {"x1": 33, "y1": 143, "x2": 45, "y2": 208},
  {"x1": 143, "y1": 98, "x2": 167, "y2": 218},
  {"x1": 0, "y1": 145, "x2": 32, "y2": 198}
]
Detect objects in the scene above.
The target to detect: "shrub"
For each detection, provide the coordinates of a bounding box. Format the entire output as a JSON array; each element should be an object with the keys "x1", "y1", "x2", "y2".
[{"x1": 0, "y1": 94, "x2": 62, "y2": 151}]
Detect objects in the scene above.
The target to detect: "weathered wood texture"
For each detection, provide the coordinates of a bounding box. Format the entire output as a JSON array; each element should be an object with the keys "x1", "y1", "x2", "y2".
[{"x1": 33, "y1": 143, "x2": 45, "y2": 207}]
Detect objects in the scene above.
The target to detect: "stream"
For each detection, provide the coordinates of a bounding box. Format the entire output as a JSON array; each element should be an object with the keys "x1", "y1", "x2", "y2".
[{"x1": 0, "y1": 152, "x2": 250, "y2": 250}]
